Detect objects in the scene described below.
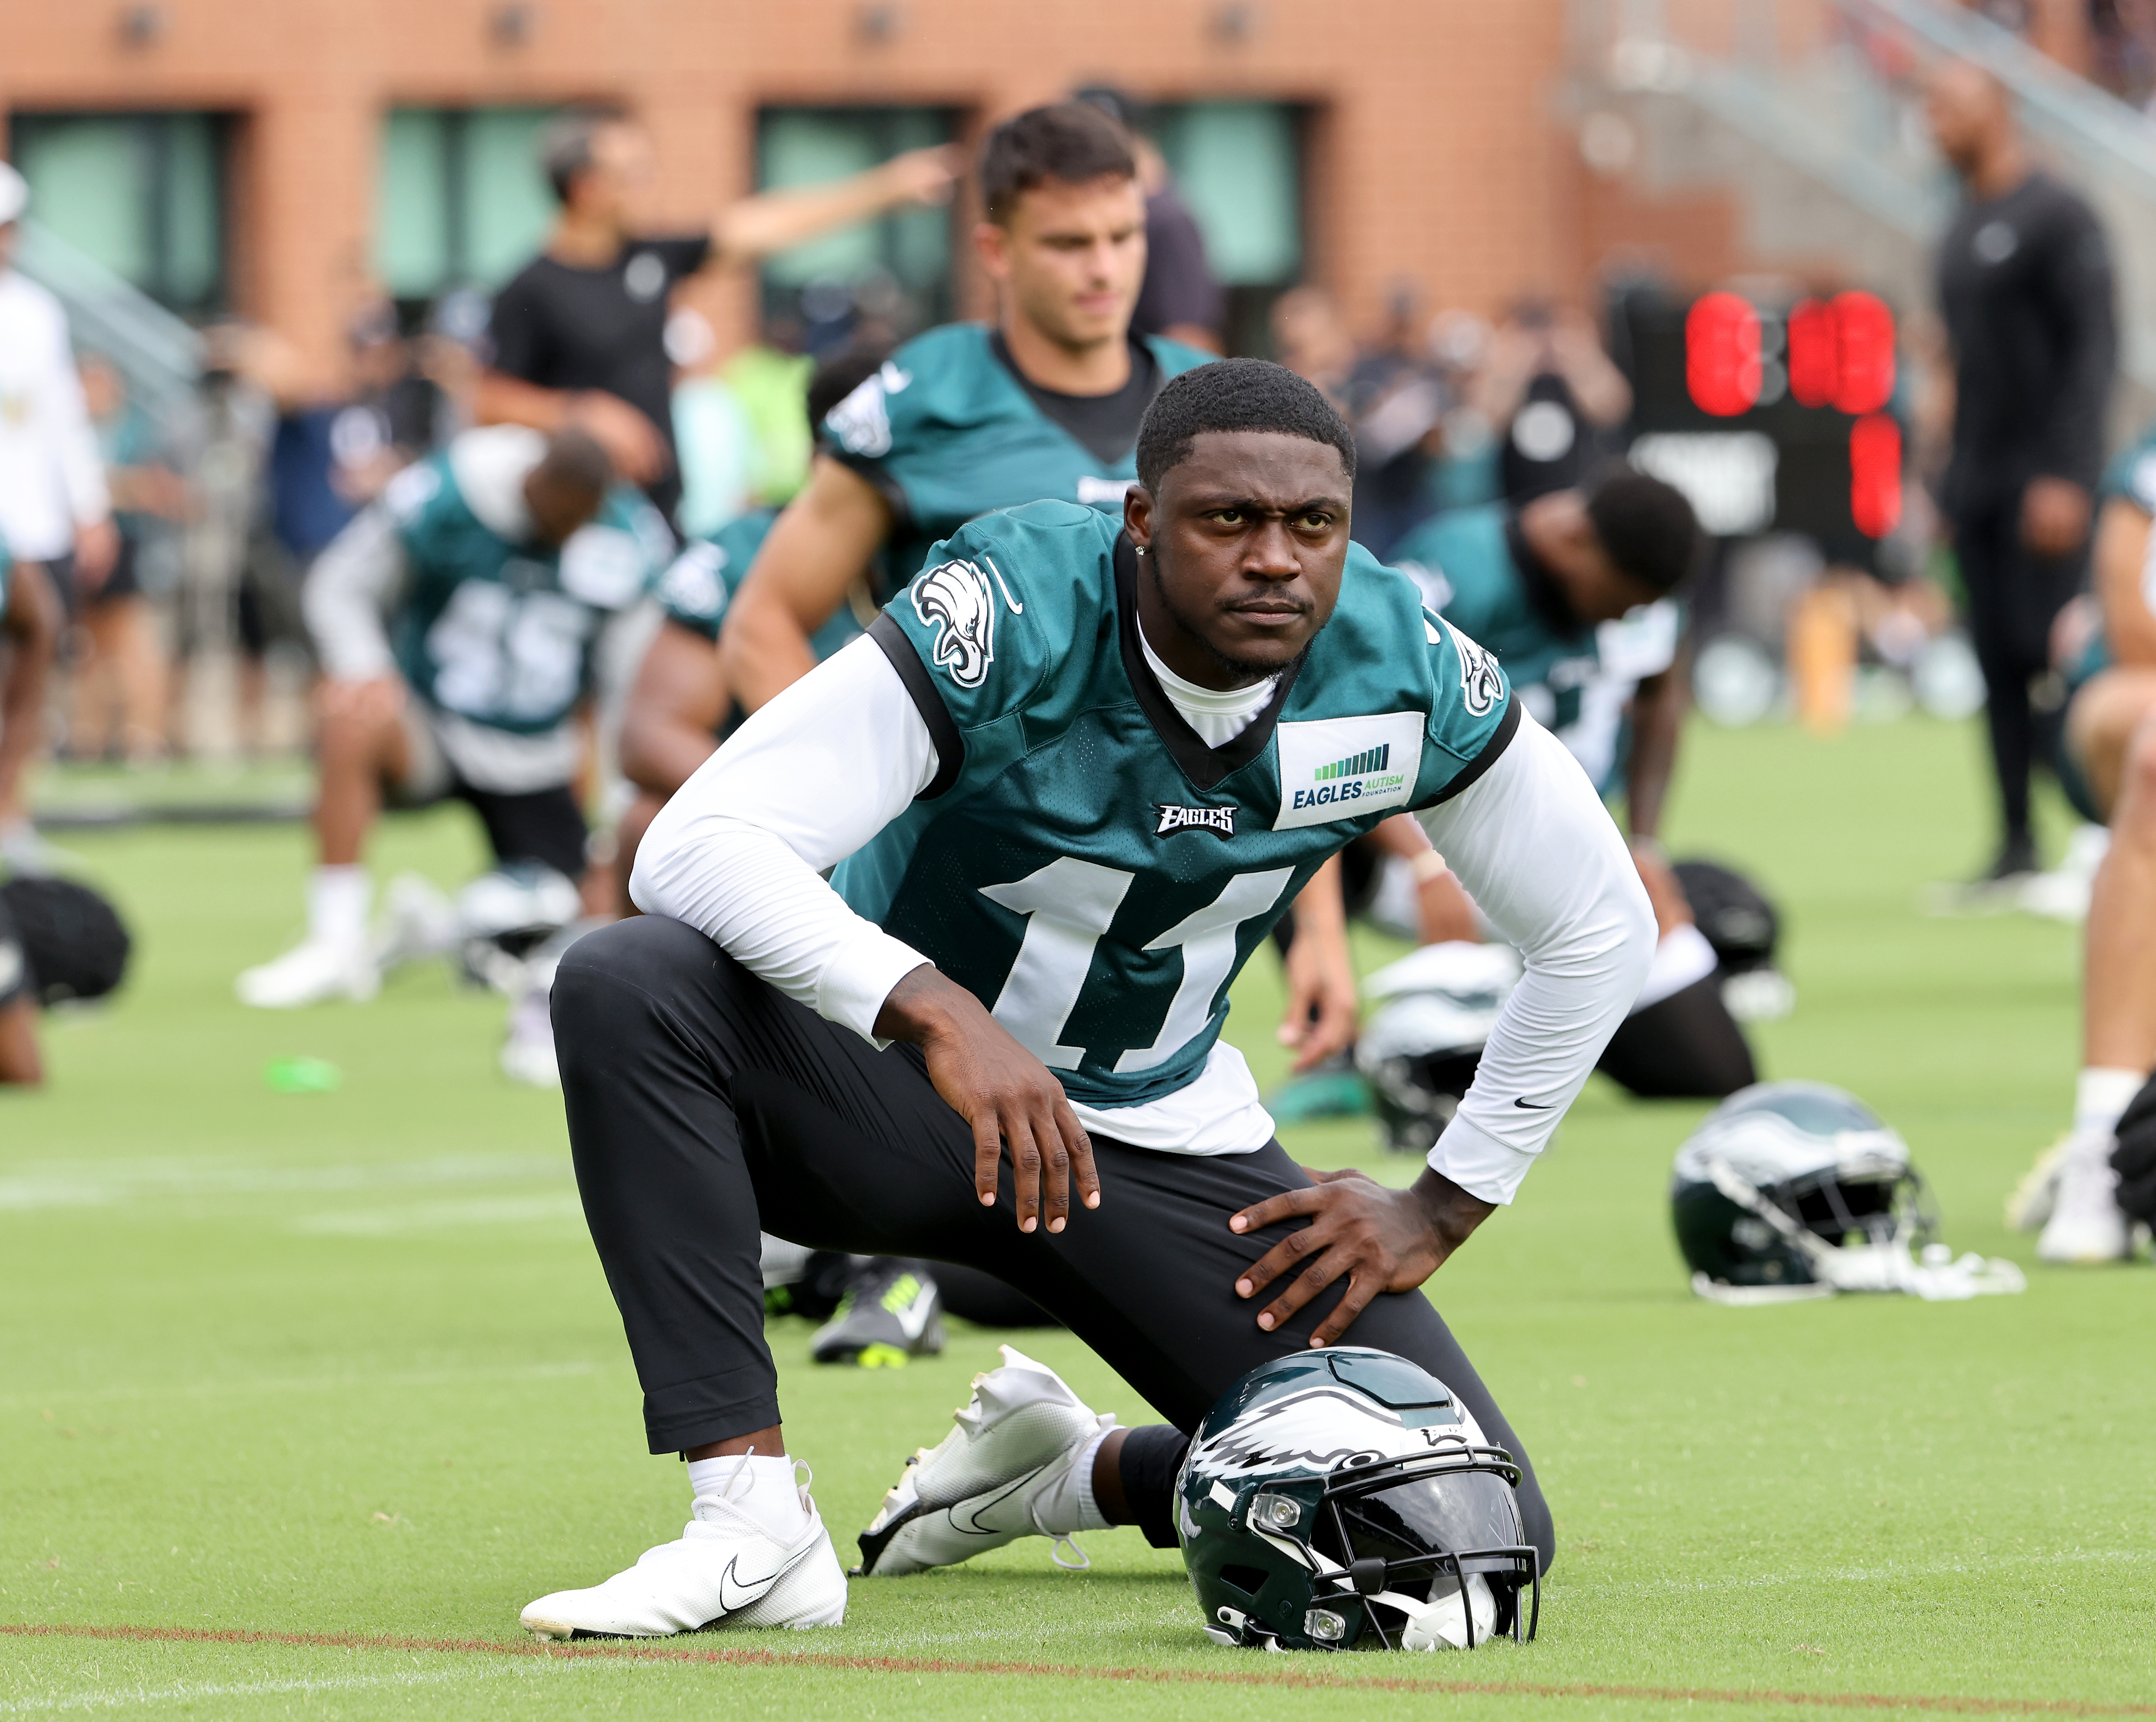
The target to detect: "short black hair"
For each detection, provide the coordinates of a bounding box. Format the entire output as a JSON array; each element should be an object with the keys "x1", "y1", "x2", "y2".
[
  {"x1": 979, "y1": 102, "x2": 1135, "y2": 225},
  {"x1": 1584, "y1": 469, "x2": 1703, "y2": 595},
  {"x1": 536, "y1": 426, "x2": 615, "y2": 494},
  {"x1": 538, "y1": 105, "x2": 632, "y2": 205},
  {"x1": 805, "y1": 348, "x2": 887, "y2": 435},
  {"x1": 1134, "y1": 359, "x2": 1358, "y2": 494}
]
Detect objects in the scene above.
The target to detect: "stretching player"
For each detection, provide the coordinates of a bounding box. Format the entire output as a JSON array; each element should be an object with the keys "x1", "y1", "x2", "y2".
[
  {"x1": 520, "y1": 361, "x2": 1654, "y2": 1639},
  {"x1": 235, "y1": 427, "x2": 667, "y2": 1012},
  {"x1": 2010, "y1": 421, "x2": 2156, "y2": 1261},
  {"x1": 0, "y1": 545, "x2": 62, "y2": 1084},
  {"x1": 1391, "y1": 473, "x2": 1754, "y2": 1099}
]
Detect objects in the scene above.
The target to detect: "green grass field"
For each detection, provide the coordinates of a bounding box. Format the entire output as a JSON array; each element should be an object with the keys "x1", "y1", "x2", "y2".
[{"x1": 5, "y1": 717, "x2": 2151, "y2": 1720}]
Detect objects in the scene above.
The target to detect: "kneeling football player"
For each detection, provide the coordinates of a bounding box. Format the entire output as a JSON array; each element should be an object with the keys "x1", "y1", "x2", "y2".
[
  {"x1": 235, "y1": 426, "x2": 667, "y2": 1012},
  {"x1": 526, "y1": 361, "x2": 1655, "y2": 1638}
]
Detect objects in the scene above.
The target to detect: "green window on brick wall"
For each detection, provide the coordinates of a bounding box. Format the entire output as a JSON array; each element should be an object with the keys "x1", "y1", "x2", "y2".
[{"x1": 375, "y1": 107, "x2": 558, "y2": 306}]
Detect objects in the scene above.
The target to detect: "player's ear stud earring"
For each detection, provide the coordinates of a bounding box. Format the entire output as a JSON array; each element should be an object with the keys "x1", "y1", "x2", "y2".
[{"x1": 1134, "y1": 545, "x2": 1146, "y2": 556}]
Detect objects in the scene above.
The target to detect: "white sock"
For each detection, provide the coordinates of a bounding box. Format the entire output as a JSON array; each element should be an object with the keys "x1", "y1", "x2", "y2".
[
  {"x1": 2073, "y1": 1068, "x2": 2146, "y2": 1143},
  {"x1": 687, "y1": 1453, "x2": 809, "y2": 1542},
  {"x1": 307, "y1": 866, "x2": 372, "y2": 949},
  {"x1": 1028, "y1": 1420, "x2": 1116, "y2": 1536}
]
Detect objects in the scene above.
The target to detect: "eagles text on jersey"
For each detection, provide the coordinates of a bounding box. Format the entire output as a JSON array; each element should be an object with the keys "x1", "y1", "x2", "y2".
[{"x1": 835, "y1": 500, "x2": 1517, "y2": 1114}]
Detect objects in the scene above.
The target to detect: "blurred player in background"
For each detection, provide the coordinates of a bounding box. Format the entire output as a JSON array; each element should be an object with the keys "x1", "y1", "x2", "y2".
[
  {"x1": 233, "y1": 427, "x2": 668, "y2": 1028},
  {"x1": 1391, "y1": 468, "x2": 1754, "y2": 1097},
  {"x1": 1926, "y1": 59, "x2": 2116, "y2": 890},
  {"x1": 2010, "y1": 418, "x2": 2156, "y2": 1261},
  {"x1": 0, "y1": 162, "x2": 115, "y2": 866},
  {"x1": 1070, "y1": 86, "x2": 1224, "y2": 352},
  {"x1": 480, "y1": 107, "x2": 956, "y2": 526},
  {"x1": 0, "y1": 540, "x2": 62, "y2": 1081},
  {"x1": 613, "y1": 351, "x2": 887, "y2": 896},
  {"x1": 73, "y1": 355, "x2": 185, "y2": 767}
]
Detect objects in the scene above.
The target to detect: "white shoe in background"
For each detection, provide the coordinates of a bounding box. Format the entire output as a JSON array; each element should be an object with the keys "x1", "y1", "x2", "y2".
[
  {"x1": 2035, "y1": 1139, "x2": 2135, "y2": 1264},
  {"x1": 373, "y1": 873, "x2": 461, "y2": 971},
  {"x1": 235, "y1": 939, "x2": 380, "y2": 1009}
]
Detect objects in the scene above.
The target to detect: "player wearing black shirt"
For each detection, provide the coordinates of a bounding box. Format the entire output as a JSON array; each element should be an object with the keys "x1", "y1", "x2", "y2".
[
  {"x1": 480, "y1": 108, "x2": 956, "y2": 525},
  {"x1": 1925, "y1": 61, "x2": 2117, "y2": 884}
]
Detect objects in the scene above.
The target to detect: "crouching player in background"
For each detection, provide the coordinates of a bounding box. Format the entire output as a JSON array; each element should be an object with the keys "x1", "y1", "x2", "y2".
[
  {"x1": 1388, "y1": 469, "x2": 1755, "y2": 1100},
  {"x1": 519, "y1": 360, "x2": 1654, "y2": 1640},
  {"x1": 234, "y1": 427, "x2": 668, "y2": 1060},
  {"x1": 2011, "y1": 424, "x2": 2156, "y2": 1262}
]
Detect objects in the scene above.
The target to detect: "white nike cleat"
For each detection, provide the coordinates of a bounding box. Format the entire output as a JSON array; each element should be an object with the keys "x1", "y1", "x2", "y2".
[
  {"x1": 2036, "y1": 1144, "x2": 2135, "y2": 1264},
  {"x1": 521, "y1": 1463, "x2": 846, "y2": 1639},
  {"x1": 856, "y1": 1344, "x2": 1112, "y2": 1576},
  {"x1": 2006, "y1": 1132, "x2": 2077, "y2": 1233},
  {"x1": 235, "y1": 939, "x2": 380, "y2": 1009}
]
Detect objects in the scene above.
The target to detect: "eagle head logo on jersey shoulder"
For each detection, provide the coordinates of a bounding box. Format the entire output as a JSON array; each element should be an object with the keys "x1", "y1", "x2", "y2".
[
  {"x1": 1439, "y1": 615, "x2": 1505, "y2": 718},
  {"x1": 912, "y1": 559, "x2": 1000, "y2": 688}
]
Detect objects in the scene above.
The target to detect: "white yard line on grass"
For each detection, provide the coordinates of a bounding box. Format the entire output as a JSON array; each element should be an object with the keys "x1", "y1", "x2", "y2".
[
  {"x1": 1566, "y1": 1546, "x2": 2156, "y2": 1594},
  {"x1": 0, "y1": 1358, "x2": 606, "y2": 1411},
  {"x1": 0, "y1": 1154, "x2": 568, "y2": 1212},
  {"x1": 0, "y1": 1665, "x2": 535, "y2": 1714}
]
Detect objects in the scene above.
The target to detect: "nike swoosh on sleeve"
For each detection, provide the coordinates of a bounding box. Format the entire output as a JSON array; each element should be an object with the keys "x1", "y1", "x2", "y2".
[{"x1": 1512, "y1": 1097, "x2": 1556, "y2": 1110}]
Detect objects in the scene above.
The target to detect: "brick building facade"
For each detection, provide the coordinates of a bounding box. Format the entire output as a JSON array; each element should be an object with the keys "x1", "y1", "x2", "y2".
[{"x1": 0, "y1": 0, "x2": 1768, "y2": 367}]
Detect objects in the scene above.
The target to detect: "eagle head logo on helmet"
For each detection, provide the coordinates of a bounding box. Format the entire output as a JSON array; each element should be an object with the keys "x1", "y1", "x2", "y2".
[
  {"x1": 1175, "y1": 1348, "x2": 1539, "y2": 1653},
  {"x1": 911, "y1": 559, "x2": 999, "y2": 689}
]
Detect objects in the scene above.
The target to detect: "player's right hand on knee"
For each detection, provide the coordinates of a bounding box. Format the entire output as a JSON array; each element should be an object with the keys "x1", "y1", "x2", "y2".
[{"x1": 876, "y1": 965, "x2": 1100, "y2": 1235}]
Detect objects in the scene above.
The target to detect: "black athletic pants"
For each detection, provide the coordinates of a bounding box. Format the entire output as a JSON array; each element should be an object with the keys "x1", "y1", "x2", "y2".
[
  {"x1": 553, "y1": 915, "x2": 1553, "y2": 1569},
  {"x1": 1954, "y1": 503, "x2": 2085, "y2": 851}
]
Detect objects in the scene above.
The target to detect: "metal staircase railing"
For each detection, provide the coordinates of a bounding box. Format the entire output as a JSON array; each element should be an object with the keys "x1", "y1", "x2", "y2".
[{"x1": 12, "y1": 218, "x2": 204, "y2": 426}]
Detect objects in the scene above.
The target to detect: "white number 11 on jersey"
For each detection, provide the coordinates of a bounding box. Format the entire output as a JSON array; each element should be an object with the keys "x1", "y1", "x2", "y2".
[{"x1": 979, "y1": 858, "x2": 1297, "y2": 1074}]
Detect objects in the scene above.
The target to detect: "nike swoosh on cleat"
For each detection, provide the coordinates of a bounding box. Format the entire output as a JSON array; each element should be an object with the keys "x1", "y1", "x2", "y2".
[
  {"x1": 891, "y1": 1294, "x2": 935, "y2": 1341},
  {"x1": 715, "y1": 1548, "x2": 787, "y2": 1614},
  {"x1": 1512, "y1": 1097, "x2": 1555, "y2": 1110}
]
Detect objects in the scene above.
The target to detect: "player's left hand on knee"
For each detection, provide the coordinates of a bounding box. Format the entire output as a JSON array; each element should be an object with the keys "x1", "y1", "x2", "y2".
[{"x1": 1228, "y1": 1168, "x2": 1496, "y2": 1345}]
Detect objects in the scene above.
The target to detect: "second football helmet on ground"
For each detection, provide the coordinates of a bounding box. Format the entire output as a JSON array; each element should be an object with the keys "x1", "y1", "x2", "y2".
[
  {"x1": 1353, "y1": 943, "x2": 1520, "y2": 1156},
  {"x1": 1673, "y1": 1081, "x2": 2026, "y2": 1301},
  {"x1": 1177, "y1": 1348, "x2": 1538, "y2": 1652}
]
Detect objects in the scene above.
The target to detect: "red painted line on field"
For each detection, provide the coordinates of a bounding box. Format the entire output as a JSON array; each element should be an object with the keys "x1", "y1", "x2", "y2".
[{"x1": 5, "y1": 1620, "x2": 2149, "y2": 1716}]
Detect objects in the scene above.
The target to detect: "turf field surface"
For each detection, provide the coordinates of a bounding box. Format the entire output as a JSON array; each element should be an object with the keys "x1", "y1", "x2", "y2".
[{"x1": 4, "y1": 717, "x2": 2151, "y2": 1719}]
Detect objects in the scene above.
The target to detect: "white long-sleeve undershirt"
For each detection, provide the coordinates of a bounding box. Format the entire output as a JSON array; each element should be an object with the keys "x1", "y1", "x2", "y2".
[{"x1": 632, "y1": 636, "x2": 1652, "y2": 1203}]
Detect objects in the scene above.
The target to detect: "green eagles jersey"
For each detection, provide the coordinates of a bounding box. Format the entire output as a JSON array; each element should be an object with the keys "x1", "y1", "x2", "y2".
[
  {"x1": 0, "y1": 542, "x2": 11, "y2": 616},
  {"x1": 2079, "y1": 419, "x2": 2156, "y2": 686},
  {"x1": 381, "y1": 448, "x2": 670, "y2": 736},
  {"x1": 820, "y1": 323, "x2": 1214, "y2": 586},
  {"x1": 1391, "y1": 503, "x2": 1679, "y2": 796},
  {"x1": 835, "y1": 501, "x2": 1518, "y2": 1113},
  {"x1": 658, "y1": 507, "x2": 872, "y2": 662}
]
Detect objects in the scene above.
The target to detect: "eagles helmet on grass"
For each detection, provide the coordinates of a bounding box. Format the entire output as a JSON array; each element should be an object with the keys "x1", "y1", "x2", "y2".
[
  {"x1": 1177, "y1": 1349, "x2": 1538, "y2": 1652},
  {"x1": 1353, "y1": 943, "x2": 1520, "y2": 1156}
]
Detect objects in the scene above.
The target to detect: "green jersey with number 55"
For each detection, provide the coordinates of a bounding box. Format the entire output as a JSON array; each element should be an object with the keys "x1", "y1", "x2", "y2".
[
  {"x1": 382, "y1": 435, "x2": 670, "y2": 736},
  {"x1": 836, "y1": 500, "x2": 1518, "y2": 1113}
]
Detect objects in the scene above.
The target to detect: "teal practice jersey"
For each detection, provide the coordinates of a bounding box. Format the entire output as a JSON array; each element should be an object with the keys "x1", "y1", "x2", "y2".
[
  {"x1": 0, "y1": 542, "x2": 11, "y2": 615},
  {"x1": 2075, "y1": 418, "x2": 2156, "y2": 685},
  {"x1": 820, "y1": 324, "x2": 1214, "y2": 587},
  {"x1": 381, "y1": 449, "x2": 669, "y2": 735},
  {"x1": 1392, "y1": 502, "x2": 1679, "y2": 795},
  {"x1": 834, "y1": 501, "x2": 1518, "y2": 1113},
  {"x1": 658, "y1": 507, "x2": 872, "y2": 663}
]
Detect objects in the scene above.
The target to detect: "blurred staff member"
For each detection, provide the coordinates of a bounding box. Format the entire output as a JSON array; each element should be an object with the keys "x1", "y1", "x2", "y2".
[
  {"x1": 478, "y1": 108, "x2": 956, "y2": 526},
  {"x1": 1926, "y1": 60, "x2": 2116, "y2": 888},
  {"x1": 75, "y1": 356, "x2": 186, "y2": 765},
  {"x1": 1073, "y1": 87, "x2": 1224, "y2": 352},
  {"x1": 1471, "y1": 299, "x2": 1632, "y2": 508},
  {"x1": 0, "y1": 163, "x2": 114, "y2": 859}
]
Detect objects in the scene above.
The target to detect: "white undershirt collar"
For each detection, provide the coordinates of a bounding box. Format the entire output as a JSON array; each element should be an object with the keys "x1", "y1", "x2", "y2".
[{"x1": 1138, "y1": 625, "x2": 1278, "y2": 750}]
